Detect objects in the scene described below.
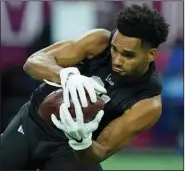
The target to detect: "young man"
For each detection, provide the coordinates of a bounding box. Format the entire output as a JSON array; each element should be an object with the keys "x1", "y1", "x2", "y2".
[{"x1": 1, "y1": 4, "x2": 169, "y2": 170}]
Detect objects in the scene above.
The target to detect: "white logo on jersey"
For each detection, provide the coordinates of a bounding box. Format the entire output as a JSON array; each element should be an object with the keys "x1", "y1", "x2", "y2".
[
  {"x1": 105, "y1": 74, "x2": 114, "y2": 86},
  {"x1": 17, "y1": 125, "x2": 24, "y2": 135}
]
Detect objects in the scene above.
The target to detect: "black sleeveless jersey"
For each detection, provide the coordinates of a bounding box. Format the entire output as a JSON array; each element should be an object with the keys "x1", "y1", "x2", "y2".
[{"x1": 28, "y1": 30, "x2": 162, "y2": 141}]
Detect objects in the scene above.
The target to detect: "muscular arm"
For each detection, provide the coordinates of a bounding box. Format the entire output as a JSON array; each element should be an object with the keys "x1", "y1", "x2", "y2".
[
  {"x1": 74, "y1": 95, "x2": 162, "y2": 164},
  {"x1": 23, "y1": 29, "x2": 110, "y2": 83}
]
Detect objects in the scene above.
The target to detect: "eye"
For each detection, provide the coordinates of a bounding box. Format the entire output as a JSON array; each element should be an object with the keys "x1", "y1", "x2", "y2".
[
  {"x1": 121, "y1": 52, "x2": 136, "y2": 59},
  {"x1": 126, "y1": 54, "x2": 134, "y2": 58},
  {"x1": 111, "y1": 45, "x2": 117, "y2": 52}
]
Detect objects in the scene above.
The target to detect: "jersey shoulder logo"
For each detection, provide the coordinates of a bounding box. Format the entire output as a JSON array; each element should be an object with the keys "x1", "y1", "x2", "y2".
[
  {"x1": 105, "y1": 73, "x2": 114, "y2": 86},
  {"x1": 17, "y1": 125, "x2": 24, "y2": 135}
]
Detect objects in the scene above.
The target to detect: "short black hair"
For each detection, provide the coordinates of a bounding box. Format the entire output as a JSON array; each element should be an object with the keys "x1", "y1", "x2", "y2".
[{"x1": 117, "y1": 4, "x2": 169, "y2": 48}]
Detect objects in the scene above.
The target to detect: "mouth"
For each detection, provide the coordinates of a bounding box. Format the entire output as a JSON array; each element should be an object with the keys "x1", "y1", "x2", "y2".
[{"x1": 112, "y1": 67, "x2": 123, "y2": 73}]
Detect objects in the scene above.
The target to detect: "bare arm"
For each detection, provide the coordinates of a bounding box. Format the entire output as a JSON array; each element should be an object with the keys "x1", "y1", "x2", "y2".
[
  {"x1": 74, "y1": 95, "x2": 162, "y2": 164},
  {"x1": 23, "y1": 29, "x2": 110, "y2": 83}
]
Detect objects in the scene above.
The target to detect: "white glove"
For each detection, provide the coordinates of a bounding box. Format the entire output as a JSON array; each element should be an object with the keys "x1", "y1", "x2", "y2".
[
  {"x1": 60, "y1": 67, "x2": 107, "y2": 109},
  {"x1": 51, "y1": 103, "x2": 104, "y2": 150},
  {"x1": 59, "y1": 67, "x2": 81, "y2": 89},
  {"x1": 44, "y1": 67, "x2": 107, "y2": 109},
  {"x1": 43, "y1": 67, "x2": 80, "y2": 88}
]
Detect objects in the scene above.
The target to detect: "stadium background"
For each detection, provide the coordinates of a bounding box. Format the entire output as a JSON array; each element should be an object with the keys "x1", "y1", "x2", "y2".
[{"x1": 0, "y1": 1, "x2": 183, "y2": 170}]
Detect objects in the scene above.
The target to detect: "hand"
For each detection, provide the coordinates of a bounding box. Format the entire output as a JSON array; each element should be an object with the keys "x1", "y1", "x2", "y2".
[
  {"x1": 59, "y1": 67, "x2": 81, "y2": 89},
  {"x1": 60, "y1": 67, "x2": 107, "y2": 109},
  {"x1": 51, "y1": 103, "x2": 104, "y2": 150},
  {"x1": 43, "y1": 67, "x2": 80, "y2": 88}
]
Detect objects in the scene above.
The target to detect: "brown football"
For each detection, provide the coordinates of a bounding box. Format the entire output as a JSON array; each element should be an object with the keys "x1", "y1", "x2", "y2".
[{"x1": 38, "y1": 89, "x2": 105, "y2": 123}]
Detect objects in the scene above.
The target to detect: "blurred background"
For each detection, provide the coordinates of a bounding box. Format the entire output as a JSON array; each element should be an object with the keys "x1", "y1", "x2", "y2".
[{"x1": 0, "y1": 1, "x2": 183, "y2": 170}]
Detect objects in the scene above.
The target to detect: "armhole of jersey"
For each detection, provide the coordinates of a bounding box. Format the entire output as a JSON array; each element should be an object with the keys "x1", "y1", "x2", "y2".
[
  {"x1": 121, "y1": 66, "x2": 162, "y2": 116},
  {"x1": 129, "y1": 75, "x2": 162, "y2": 112}
]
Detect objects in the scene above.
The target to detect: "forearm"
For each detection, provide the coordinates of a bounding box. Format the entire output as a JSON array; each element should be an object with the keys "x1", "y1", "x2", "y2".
[
  {"x1": 23, "y1": 41, "x2": 73, "y2": 83},
  {"x1": 73, "y1": 118, "x2": 137, "y2": 164},
  {"x1": 23, "y1": 53, "x2": 62, "y2": 83},
  {"x1": 74, "y1": 141, "x2": 108, "y2": 164}
]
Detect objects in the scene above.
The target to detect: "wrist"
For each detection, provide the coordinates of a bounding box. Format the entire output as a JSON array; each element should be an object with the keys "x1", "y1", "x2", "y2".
[
  {"x1": 52, "y1": 66, "x2": 63, "y2": 83},
  {"x1": 69, "y1": 137, "x2": 92, "y2": 151},
  {"x1": 73, "y1": 141, "x2": 107, "y2": 164}
]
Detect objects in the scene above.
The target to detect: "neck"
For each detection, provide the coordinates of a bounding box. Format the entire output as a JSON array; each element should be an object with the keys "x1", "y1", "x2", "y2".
[{"x1": 139, "y1": 62, "x2": 150, "y2": 76}]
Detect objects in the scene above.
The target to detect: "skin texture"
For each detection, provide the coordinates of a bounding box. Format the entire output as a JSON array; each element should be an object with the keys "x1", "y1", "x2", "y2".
[
  {"x1": 75, "y1": 95, "x2": 162, "y2": 164},
  {"x1": 23, "y1": 29, "x2": 162, "y2": 164},
  {"x1": 23, "y1": 29, "x2": 110, "y2": 83}
]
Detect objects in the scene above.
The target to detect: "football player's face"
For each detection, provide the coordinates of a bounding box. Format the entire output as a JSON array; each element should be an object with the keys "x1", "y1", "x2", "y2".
[{"x1": 111, "y1": 31, "x2": 156, "y2": 78}]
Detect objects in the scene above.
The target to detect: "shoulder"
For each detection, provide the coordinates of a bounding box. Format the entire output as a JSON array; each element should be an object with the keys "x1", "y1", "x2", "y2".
[
  {"x1": 53, "y1": 29, "x2": 111, "y2": 45},
  {"x1": 131, "y1": 95, "x2": 162, "y2": 112},
  {"x1": 123, "y1": 63, "x2": 162, "y2": 112},
  {"x1": 82, "y1": 29, "x2": 111, "y2": 42},
  {"x1": 138, "y1": 62, "x2": 162, "y2": 98},
  {"x1": 122, "y1": 95, "x2": 162, "y2": 133},
  {"x1": 80, "y1": 29, "x2": 111, "y2": 58},
  {"x1": 129, "y1": 64, "x2": 163, "y2": 116}
]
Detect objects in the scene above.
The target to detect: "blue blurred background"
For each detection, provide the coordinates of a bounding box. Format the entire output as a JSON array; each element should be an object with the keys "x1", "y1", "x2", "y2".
[{"x1": 0, "y1": 1, "x2": 183, "y2": 170}]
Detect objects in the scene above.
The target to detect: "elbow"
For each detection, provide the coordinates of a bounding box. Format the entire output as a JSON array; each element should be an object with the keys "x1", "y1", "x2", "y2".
[
  {"x1": 23, "y1": 57, "x2": 35, "y2": 75},
  {"x1": 23, "y1": 51, "x2": 43, "y2": 72},
  {"x1": 23, "y1": 52, "x2": 44, "y2": 76},
  {"x1": 23, "y1": 58, "x2": 31, "y2": 73},
  {"x1": 23, "y1": 59, "x2": 30, "y2": 72},
  {"x1": 23, "y1": 53, "x2": 43, "y2": 79}
]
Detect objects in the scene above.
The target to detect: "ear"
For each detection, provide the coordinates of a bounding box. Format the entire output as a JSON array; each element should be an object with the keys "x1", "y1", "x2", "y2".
[{"x1": 148, "y1": 49, "x2": 157, "y2": 62}]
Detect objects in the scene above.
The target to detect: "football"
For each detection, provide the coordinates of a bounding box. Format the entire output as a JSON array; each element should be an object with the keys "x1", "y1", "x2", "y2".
[{"x1": 38, "y1": 89, "x2": 105, "y2": 123}]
